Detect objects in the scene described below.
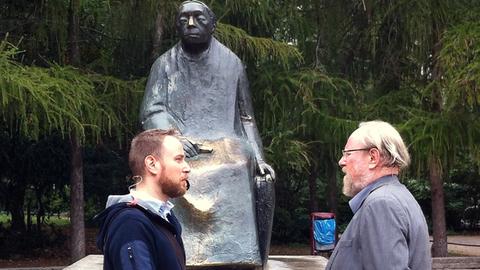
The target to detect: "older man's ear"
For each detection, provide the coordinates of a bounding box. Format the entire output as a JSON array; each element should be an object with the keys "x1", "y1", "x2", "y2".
[{"x1": 368, "y1": 148, "x2": 381, "y2": 169}]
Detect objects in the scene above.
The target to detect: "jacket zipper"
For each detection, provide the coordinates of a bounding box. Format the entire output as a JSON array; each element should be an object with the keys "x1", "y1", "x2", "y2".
[{"x1": 127, "y1": 244, "x2": 137, "y2": 270}]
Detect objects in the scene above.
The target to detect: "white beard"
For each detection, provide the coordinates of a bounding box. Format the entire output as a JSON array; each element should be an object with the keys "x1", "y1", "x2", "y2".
[
  {"x1": 342, "y1": 174, "x2": 355, "y2": 197},
  {"x1": 342, "y1": 173, "x2": 372, "y2": 197}
]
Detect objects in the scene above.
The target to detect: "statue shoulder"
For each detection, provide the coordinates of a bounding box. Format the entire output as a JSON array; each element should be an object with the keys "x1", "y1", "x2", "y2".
[
  {"x1": 212, "y1": 38, "x2": 243, "y2": 65},
  {"x1": 150, "y1": 43, "x2": 182, "y2": 69}
]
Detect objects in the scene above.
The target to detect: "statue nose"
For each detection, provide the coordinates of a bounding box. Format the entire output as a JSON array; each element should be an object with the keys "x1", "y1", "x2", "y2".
[{"x1": 188, "y1": 15, "x2": 195, "y2": 26}]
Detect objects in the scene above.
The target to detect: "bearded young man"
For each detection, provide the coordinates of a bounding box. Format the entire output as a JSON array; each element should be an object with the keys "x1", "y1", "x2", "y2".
[
  {"x1": 326, "y1": 121, "x2": 431, "y2": 270},
  {"x1": 95, "y1": 129, "x2": 191, "y2": 270}
]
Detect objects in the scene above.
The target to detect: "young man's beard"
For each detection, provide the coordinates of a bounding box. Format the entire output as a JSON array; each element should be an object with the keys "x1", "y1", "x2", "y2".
[{"x1": 162, "y1": 178, "x2": 189, "y2": 199}]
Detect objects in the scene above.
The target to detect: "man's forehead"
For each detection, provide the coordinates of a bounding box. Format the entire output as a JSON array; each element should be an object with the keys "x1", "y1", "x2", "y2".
[
  {"x1": 179, "y1": 2, "x2": 207, "y2": 14},
  {"x1": 162, "y1": 135, "x2": 181, "y2": 147},
  {"x1": 161, "y1": 136, "x2": 183, "y2": 154},
  {"x1": 346, "y1": 133, "x2": 361, "y2": 147}
]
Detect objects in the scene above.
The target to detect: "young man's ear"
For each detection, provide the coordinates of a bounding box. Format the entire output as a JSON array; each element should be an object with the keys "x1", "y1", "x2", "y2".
[{"x1": 144, "y1": 155, "x2": 161, "y2": 174}]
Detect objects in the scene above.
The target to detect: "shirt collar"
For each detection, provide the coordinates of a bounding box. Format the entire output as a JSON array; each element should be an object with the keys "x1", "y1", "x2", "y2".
[
  {"x1": 129, "y1": 190, "x2": 174, "y2": 221},
  {"x1": 348, "y1": 175, "x2": 398, "y2": 214}
]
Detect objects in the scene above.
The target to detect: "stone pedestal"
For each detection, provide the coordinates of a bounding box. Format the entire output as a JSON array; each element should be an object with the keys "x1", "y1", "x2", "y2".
[{"x1": 63, "y1": 255, "x2": 329, "y2": 270}]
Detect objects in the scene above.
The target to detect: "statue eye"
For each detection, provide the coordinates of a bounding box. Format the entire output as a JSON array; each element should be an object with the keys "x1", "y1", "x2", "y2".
[
  {"x1": 197, "y1": 15, "x2": 207, "y2": 23},
  {"x1": 179, "y1": 16, "x2": 188, "y2": 24}
]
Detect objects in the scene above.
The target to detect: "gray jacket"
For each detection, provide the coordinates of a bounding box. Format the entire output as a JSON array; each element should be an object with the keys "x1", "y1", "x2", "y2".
[{"x1": 326, "y1": 176, "x2": 431, "y2": 270}]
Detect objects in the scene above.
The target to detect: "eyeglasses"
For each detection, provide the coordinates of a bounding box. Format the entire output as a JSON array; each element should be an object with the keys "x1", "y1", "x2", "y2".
[{"x1": 341, "y1": 147, "x2": 373, "y2": 158}]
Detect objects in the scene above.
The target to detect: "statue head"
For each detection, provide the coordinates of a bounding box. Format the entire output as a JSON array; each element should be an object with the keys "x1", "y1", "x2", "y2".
[{"x1": 176, "y1": 1, "x2": 217, "y2": 53}]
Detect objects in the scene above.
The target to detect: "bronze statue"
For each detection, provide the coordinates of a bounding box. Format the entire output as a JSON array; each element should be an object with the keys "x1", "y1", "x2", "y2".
[{"x1": 140, "y1": 1, "x2": 275, "y2": 268}]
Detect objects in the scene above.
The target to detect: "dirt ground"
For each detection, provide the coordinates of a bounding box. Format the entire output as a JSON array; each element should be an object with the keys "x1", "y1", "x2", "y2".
[
  {"x1": 0, "y1": 228, "x2": 99, "y2": 268},
  {"x1": 1, "y1": 229, "x2": 479, "y2": 268},
  {"x1": 439, "y1": 235, "x2": 480, "y2": 257}
]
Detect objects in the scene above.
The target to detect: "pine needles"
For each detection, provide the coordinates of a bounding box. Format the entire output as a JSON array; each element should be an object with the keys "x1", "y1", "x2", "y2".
[
  {"x1": 215, "y1": 23, "x2": 302, "y2": 67},
  {"x1": 0, "y1": 40, "x2": 144, "y2": 144}
]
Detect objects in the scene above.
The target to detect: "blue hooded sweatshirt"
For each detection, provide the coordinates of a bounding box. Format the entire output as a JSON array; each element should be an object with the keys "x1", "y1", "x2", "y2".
[{"x1": 95, "y1": 195, "x2": 185, "y2": 270}]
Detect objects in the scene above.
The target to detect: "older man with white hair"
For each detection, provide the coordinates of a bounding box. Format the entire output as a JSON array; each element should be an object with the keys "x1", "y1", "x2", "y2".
[{"x1": 326, "y1": 120, "x2": 431, "y2": 270}]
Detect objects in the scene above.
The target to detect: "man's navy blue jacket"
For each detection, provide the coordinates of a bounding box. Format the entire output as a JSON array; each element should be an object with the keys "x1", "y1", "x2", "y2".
[{"x1": 95, "y1": 202, "x2": 186, "y2": 270}]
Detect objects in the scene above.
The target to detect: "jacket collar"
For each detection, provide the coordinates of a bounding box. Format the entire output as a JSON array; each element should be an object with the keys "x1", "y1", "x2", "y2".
[{"x1": 349, "y1": 175, "x2": 399, "y2": 214}]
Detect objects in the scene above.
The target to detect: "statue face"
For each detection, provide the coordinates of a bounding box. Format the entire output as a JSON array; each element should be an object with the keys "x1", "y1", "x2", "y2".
[{"x1": 176, "y1": 2, "x2": 215, "y2": 45}]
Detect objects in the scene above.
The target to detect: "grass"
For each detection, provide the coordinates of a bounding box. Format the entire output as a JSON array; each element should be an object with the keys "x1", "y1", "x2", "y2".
[
  {"x1": 0, "y1": 213, "x2": 10, "y2": 224},
  {"x1": 0, "y1": 212, "x2": 70, "y2": 227}
]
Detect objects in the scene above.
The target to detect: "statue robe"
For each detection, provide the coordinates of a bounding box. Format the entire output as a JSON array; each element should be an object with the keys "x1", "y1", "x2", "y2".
[{"x1": 140, "y1": 37, "x2": 262, "y2": 267}]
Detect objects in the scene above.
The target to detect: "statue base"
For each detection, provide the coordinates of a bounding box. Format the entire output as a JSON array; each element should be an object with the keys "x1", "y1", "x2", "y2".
[{"x1": 63, "y1": 255, "x2": 329, "y2": 270}]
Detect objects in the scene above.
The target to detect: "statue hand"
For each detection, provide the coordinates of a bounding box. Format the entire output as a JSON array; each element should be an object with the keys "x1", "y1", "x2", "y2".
[
  {"x1": 257, "y1": 161, "x2": 276, "y2": 181},
  {"x1": 181, "y1": 138, "x2": 199, "y2": 158}
]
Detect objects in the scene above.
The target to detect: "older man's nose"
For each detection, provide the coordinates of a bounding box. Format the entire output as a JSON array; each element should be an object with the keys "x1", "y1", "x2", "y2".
[{"x1": 338, "y1": 156, "x2": 346, "y2": 167}]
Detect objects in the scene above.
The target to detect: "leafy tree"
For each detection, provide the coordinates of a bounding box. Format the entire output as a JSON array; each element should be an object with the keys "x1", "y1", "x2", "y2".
[
  {"x1": 1, "y1": 0, "x2": 480, "y2": 260},
  {"x1": 0, "y1": 38, "x2": 143, "y2": 260}
]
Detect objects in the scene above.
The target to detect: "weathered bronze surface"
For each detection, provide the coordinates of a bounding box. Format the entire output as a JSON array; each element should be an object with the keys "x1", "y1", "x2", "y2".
[{"x1": 139, "y1": 1, "x2": 275, "y2": 268}]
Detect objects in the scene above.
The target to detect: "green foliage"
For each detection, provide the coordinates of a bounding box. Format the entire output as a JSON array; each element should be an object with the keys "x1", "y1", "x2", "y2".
[
  {"x1": 272, "y1": 206, "x2": 310, "y2": 244},
  {"x1": 250, "y1": 62, "x2": 362, "y2": 242},
  {"x1": 0, "y1": 213, "x2": 10, "y2": 224},
  {"x1": 210, "y1": 0, "x2": 275, "y2": 32},
  {"x1": 265, "y1": 129, "x2": 311, "y2": 173},
  {"x1": 0, "y1": 40, "x2": 143, "y2": 144},
  {"x1": 83, "y1": 145, "x2": 130, "y2": 223},
  {"x1": 0, "y1": 214, "x2": 68, "y2": 259},
  {"x1": 405, "y1": 177, "x2": 479, "y2": 230},
  {"x1": 252, "y1": 65, "x2": 358, "y2": 147},
  {"x1": 402, "y1": 111, "x2": 480, "y2": 173},
  {"x1": 215, "y1": 23, "x2": 302, "y2": 67},
  {"x1": 0, "y1": 213, "x2": 69, "y2": 227},
  {"x1": 440, "y1": 21, "x2": 480, "y2": 112}
]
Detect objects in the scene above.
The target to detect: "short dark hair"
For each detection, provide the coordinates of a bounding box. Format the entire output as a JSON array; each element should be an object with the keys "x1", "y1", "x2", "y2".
[{"x1": 128, "y1": 129, "x2": 180, "y2": 176}]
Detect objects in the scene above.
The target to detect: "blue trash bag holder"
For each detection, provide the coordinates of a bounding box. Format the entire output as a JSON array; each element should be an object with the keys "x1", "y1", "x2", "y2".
[{"x1": 313, "y1": 219, "x2": 336, "y2": 249}]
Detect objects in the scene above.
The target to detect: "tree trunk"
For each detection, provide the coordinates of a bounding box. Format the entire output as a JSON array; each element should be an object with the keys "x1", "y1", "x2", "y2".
[
  {"x1": 429, "y1": 156, "x2": 448, "y2": 257},
  {"x1": 150, "y1": 3, "x2": 164, "y2": 63},
  {"x1": 36, "y1": 188, "x2": 44, "y2": 233},
  {"x1": 68, "y1": 0, "x2": 85, "y2": 262},
  {"x1": 26, "y1": 199, "x2": 32, "y2": 233},
  {"x1": 69, "y1": 133, "x2": 85, "y2": 262},
  {"x1": 327, "y1": 160, "x2": 338, "y2": 215},
  {"x1": 429, "y1": 17, "x2": 447, "y2": 257},
  {"x1": 314, "y1": 0, "x2": 325, "y2": 71},
  {"x1": 67, "y1": 0, "x2": 81, "y2": 65},
  {"x1": 307, "y1": 163, "x2": 319, "y2": 212},
  {"x1": 9, "y1": 181, "x2": 26, "y2": 233}
]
